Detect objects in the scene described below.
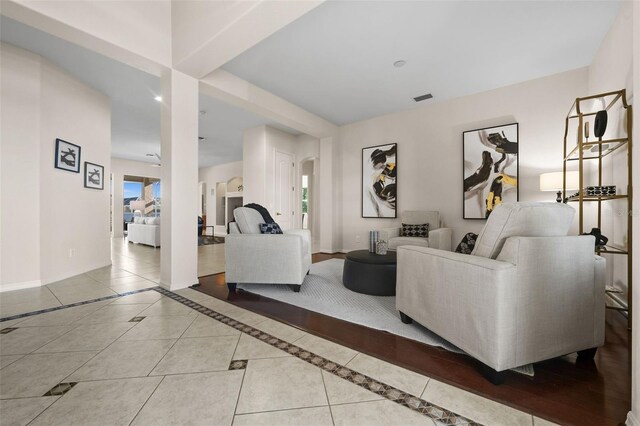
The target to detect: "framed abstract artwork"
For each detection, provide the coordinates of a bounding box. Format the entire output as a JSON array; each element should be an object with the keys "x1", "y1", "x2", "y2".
[
  {"x1": 84, "y1": 162, "x2": 104, "y2": 190},
  {"x1": 362, "y1": 143, "x2": 397, "y2": 218},
  {"x1": 463, "y1": 123, "x2": 519, "y2": 219},
  {"x1": 54, "y1": 138, "x2": 81, "y2": 173}
]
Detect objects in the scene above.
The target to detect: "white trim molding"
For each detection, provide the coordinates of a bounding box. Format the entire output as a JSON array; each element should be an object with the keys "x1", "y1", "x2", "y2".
[
  {"x1": 0, "y1": 280, "x2": 42, "y2": 293},
  {"x1": 627, "y1": 411, "x2": 639, "y2": 426}
]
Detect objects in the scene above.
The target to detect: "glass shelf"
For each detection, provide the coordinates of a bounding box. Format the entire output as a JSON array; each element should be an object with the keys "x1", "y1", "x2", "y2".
[
  {"x1": 564, "y1": 138, "x2": 628, "y2": 161},
  {"x1": 597, "y1": 244, "x2": 629, "y2": 255},
  {"x1": 566, "y1": 194, "x2": 628, "y2": 202}
]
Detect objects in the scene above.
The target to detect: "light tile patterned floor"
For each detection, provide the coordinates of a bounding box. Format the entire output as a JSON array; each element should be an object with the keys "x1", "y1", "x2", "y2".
[
  {"x1": 0, "y1": 275, "x2": 553, "y2": 426},
  {"x1": 0, "y1": 237, "x2": 225, "y2": 319}
]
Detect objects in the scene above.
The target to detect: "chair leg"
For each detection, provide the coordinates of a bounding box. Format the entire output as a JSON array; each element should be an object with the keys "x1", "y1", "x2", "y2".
[
  {"x1": 399, "y1": 311, "x2": 413, "y2": 324},
  {"x1": 227, "y1": 283, "x2": 237, "y2": 292},
  {"x1": 577, "y1": 347, "x2": 598, "y2": 361},
  {"x1": 481, "y1": 364, "x2": 507, "y2": 385},
  {"x1": 288, "y1": 284, "x2": 301, "y2": 293}
]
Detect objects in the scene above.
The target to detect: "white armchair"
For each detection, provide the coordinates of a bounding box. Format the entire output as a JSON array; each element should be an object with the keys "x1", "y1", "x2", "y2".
[
  {"x1": 396, "y1": 202, "x2": 606, "y2": 384},
  {"x1": 224, "y1": 207, "x2": 312, "y2": 292},
  {"x1": 380, "y1": 210, "x2": 452, "y2": 251}
]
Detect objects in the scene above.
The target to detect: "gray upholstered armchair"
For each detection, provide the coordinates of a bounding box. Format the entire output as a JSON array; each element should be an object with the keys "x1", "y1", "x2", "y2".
[
  {"x1": 380, "y1": 210, "x2": 452, "y2": 251},
  {"x1": 396, "y1": 202, "x2": 606, "y2": 384},
  {"x1": 225, "y1": 207, "x2": 312, "y2": 292}
]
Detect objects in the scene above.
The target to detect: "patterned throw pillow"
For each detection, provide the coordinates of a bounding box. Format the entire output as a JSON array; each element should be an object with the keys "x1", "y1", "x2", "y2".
[
  {"x1": 401, "y1": 223, "x2": 429, "y2": 238},
  {"x1": 455, "y1": 233, "x2": 478, "y2": 254},
  {"x1": 259, "y1": 223, "x2": 283, "y2": 234}
]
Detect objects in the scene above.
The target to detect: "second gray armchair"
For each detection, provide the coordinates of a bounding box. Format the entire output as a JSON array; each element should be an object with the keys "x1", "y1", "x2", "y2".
[{"x1": 380, "y1": 210, "x2": 452, "y2": 251}]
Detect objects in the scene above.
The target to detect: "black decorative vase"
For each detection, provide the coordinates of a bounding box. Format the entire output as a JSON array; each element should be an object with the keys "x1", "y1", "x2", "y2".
[{"x1": 594, "y1": 110, "x2": 608, "y2": 139}]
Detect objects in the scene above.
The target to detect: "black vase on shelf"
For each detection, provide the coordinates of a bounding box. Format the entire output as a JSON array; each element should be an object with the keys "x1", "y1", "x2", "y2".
[{"x1": 594, "y1": 110, "x2": 608, "y2": 139}]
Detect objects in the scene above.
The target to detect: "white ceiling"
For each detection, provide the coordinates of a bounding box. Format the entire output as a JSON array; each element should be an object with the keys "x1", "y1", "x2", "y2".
[
  {"x1": 0, "y1": 16, "x2": 162, "y2": 164},
  {"x1": 198, "y1": 94, "x2": 298, "y2": 167},
  {"x1": 223, "y1": 0, "x2": 622, "y2": 125},
  {"x1": 0, "y1": 16, "x2": 295, "y2": 168}
]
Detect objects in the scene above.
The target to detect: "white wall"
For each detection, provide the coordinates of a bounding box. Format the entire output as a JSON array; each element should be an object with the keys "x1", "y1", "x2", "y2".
[
  {"x1": 630, "y1": 4, "x2": 639, "y2": 425},
  {"x1": 242, "y1": 125, "x2": 298, "y2": 218},
  {"x1": 198, "y1": 160, "x2": 243, "y2": 232},
  {"x1": 242, "y1": 125, "x2": 268, "y2": 208},
  {"x1": 1, "y1": 42, "x2": 111, "y2": 289},
  {"x1": 586, "y1": 0, "x2": 634, "y2": 298},
  {"x1": 589, "y1": 1, "x2": 633, "y2": 96},
  {"x1": 111, "y1": 158, "x2": 161, "y2": 238},
  {"x1": 338, "y1": 67, "x2": 589, "y2": 251},
  {"x1": 0, "y1": 44, "x2": 41, "y2": 290}
]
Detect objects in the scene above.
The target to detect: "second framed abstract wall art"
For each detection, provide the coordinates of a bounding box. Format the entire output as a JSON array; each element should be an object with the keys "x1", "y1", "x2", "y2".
[
  {"x1": 463, "y1": 124, "x2": 518, "y2": 219},
  {"x1": 84, "y1": 162, "x2": 104, "y2": 190},
  {"x1": 362, "y1": 143, "x2": 397, "y2": 218}
]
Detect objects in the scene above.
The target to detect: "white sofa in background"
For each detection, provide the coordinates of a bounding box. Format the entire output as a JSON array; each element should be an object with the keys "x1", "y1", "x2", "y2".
[
  {"x1": 396, "y1": 202, "x2": 605, "y2": 384},
  {"x1": 224, "y1": 207, "x2": 312, "y2": 292},
  {"x1": 380, "y1": 210, "x2": 452, "y2": 251},
  {"x1": 128, "y1": 216, "x2": 161, "y2": 248}
]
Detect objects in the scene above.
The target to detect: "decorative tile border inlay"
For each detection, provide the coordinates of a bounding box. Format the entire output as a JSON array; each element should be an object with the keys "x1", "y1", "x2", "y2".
[
  {"x1": 0, "y1": 287, "x2": 156, "y2": 323},
  {"x1": 229, "y1": 360, "x2": 248, "y2": 370},
  {"x1": 129, "y1": 316, "x2": 146, "y2": 323},
  {"x1": 43, "y1": 382, "x2": 77, "y2": 396},
  {"x1": 0, "y1": 327, "x2": 18, "y2": 334},
  {"x1": 154, "y1": 287, "x2": 482, "y2": 426}
]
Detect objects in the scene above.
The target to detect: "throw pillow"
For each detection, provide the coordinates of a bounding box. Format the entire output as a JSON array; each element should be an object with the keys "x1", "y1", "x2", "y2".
[
  {"x1": 401, "y1": 223, "x2": 429, "y2": 238},
  {"x1": 260, "y1": 223, "x2": 283, "y2": 234},
  {"x1": 455, "y1": 233, "x2": 478, "y2": 254}
]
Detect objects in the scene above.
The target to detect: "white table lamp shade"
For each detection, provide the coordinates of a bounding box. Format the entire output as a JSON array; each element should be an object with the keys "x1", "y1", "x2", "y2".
[{"x1": 539, "y1": 171, "x2": 579, "y2": 192}]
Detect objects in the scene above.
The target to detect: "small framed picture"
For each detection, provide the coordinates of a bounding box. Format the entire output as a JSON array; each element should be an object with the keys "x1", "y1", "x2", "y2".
[
  {"x1": 84, "y1": 162, "x2": 104, "y2": 190},
  {"x1": 54, "y1": 138, "x2": 81, "y2": 173}
]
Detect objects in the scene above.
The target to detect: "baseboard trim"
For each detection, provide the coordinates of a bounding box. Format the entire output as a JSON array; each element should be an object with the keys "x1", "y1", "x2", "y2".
[
  {"x1": 41, "y1": 260, "x2": 112, "y2": 285},
  {"x1": 0, "y1": 280, "x2": 42, "y2": 292},
  {"x1": 627, "y1": 411, "x2": 639, "y2": 426},
  {"x1": 159, "y1": 279, "x2": 200, "y2": 291}
]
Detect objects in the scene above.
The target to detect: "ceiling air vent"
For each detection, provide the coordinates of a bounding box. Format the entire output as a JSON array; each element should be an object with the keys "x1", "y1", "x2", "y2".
[{"x1": 413, "y1": 93, "x2": 433, "y2": 102}]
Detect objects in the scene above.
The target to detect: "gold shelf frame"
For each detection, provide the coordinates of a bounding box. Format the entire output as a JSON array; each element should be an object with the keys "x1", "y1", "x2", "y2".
[{"x1": 563, "y1": 89, "x2": 633, "y2": 329}]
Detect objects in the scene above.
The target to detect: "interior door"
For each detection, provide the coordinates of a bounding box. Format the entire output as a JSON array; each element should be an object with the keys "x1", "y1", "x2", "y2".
[{"x1": 274, "y1": 150, "x2": 295, "y2": 231}]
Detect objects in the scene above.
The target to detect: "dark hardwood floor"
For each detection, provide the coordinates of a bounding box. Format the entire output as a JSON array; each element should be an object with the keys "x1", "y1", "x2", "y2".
[{"x1": 195, "y1": 253, "x2": 631, "y2": 426}]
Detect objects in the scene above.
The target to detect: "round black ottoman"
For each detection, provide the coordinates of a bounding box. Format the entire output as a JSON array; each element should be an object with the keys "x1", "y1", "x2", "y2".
[{"x1": 342, "y1": 250, "x2": 397, "y2": 296}]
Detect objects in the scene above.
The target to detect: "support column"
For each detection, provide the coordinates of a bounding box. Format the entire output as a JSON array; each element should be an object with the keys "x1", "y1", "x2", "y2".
[
  {"x1": 319, "y1": 136, "x2": 335, "y2": 253},
  {"x1": 111, "y1": 172, "x2": 124, "y2": 238},
  {"x1": 160, "y1": 69, "x2": 199, "y2": 290}
]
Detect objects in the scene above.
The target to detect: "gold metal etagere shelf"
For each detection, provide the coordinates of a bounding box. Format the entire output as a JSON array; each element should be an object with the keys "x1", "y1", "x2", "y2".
[{"x1": 562, "y1": 89, "x2": 633, "y2": 329}]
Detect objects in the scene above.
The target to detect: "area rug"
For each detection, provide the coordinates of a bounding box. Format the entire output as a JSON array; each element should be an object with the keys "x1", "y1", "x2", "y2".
[
  {"x1": 238, "y1": 258, "x2": 534, "y2": 376},
  {"x1": 198, "y1": 235, "x2": 225, "y2": 246}
]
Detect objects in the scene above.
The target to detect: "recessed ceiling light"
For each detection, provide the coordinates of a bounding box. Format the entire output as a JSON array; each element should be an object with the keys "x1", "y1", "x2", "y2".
[
  {"x1": 154, "y1": 96, "x2": 162, "y2": 102},
  {"x1": 393, "y1": 60, "x2": 407, "y2": 68}
]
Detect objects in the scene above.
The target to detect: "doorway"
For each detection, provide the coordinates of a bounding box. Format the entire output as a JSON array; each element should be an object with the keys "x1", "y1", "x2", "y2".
[
  {"x1": 300, "y1": 158, "x2": 318, "y2": 238},
  {"x1": 274, "y1": 150, "x2": 295, "y2": 231}
]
